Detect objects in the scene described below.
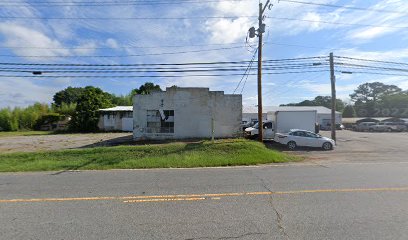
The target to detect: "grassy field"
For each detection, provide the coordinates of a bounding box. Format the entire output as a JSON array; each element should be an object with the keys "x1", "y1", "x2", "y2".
[
  {"x1": 0, "y1": 131, "x2": 55, "y2": 137},
  {"x1": 0, "y1": 139, "x2": 300, "y2": 172}
]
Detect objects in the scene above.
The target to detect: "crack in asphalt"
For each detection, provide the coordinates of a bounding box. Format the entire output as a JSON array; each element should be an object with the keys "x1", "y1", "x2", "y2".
[
  {"x1": 254, "y1": 172, "x2": 290, "y2": 240},
  {"x1": 309, "y1": 161, "x2": 330, "y2": 168},
  {"x1": 184, "y1": 232, "x2": 267, "y2": 240}
]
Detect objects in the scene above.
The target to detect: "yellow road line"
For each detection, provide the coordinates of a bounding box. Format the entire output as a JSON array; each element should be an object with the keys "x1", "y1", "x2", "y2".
[
  {"x1": 123, "y1": 197, "x2": 205, "y2": 203},
  {"x1": 1, "y1": 187, "x2": 408, "y2": 204}
]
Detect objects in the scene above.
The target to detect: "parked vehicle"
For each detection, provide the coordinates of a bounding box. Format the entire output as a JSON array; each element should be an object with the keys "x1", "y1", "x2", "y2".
[
  {"x1": 368, "y1": 122, "x2": 405, "y2": 132},
  {"x1": 383, "y1": 122, "x2": 406, "y2": 132},
  {"x1": 320, "y1": 123, "x2": 345, "y2": 131},
  {"x1": 370, "y1": 122, "x2": 391, "y2": 132},
  {"x1": 275, "y1": 129, "x2": 335, "y2": 150},
  {"x1": 244, "y1": 110, "x2": 317, "y2": 140},
  {"x1": 242, "y1": 120, "x2": 258, "y2": 131},
  {"x1": 354, "y1": 122, "x2": 377, "y2": 132}
]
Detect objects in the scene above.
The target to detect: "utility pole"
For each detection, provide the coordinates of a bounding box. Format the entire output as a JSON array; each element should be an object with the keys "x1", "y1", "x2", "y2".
[
  {"x1": 329, "y1": 52, "x2": 336, "y2": 142},
  {"x1": 257, "y1": 2, "x2": 264, "y2": 142},
  {"x1": 248, "y1": 0, "x2": 270, "y2": 142}
]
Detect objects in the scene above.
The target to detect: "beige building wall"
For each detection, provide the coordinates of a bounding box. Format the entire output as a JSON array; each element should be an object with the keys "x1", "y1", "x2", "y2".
[{"x1": 133, "y1": 87, "x2": 242, "y2": 140}]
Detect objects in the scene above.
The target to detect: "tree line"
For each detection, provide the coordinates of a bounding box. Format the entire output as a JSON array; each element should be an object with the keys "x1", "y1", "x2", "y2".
[
  {"x1": 0, "y1": 82, "x2": 162, "y2": 132},
  {"x1": 281, "y1": 82, "x2": 408, "y2": 118}
]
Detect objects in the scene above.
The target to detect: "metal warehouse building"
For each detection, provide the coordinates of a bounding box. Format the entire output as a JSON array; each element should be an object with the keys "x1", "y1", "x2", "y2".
[
  {"x1": 133, "y1": 87, "x2": 242, "y2": 140},
  {"x1": 243, "y1": 106, "x2": 342, "y2": 127}
]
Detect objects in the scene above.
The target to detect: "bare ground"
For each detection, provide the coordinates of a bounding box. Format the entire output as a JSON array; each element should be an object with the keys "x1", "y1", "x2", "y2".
[
  {"x1": 1, "y1": 130, "x2": 407, "y2": 165},
  {"x1": 0, "y1": 133, "x2": 132, "y2": 153}
]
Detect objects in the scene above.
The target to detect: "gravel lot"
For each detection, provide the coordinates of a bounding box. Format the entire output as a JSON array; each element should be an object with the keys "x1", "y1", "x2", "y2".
[
  {"x1": 1, "y1": 130, "x2": 407, "y2": 164},
  {"x1": 300, "y1": 130, "x2": 408, "y2": 163},
  {"x1": 0, "y1": 133, "x2": 132, "y2": 153}
]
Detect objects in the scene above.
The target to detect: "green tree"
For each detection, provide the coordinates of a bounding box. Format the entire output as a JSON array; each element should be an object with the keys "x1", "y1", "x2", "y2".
[
  {"x1": 131, "y1": 82, "x2": 162, "y2": 95},
  {"x1": 110, "y1": 93, "x2": 133, "y2": 106},
  {"x1": 281, "y1": 96, "x2": 345, "y2": 111},
  {"x1": 342, "y1": 105, "x2": 357, "y2": 118},
  {"x1": 380, "y1": 93, "x2": 408, "y2": 117},
  {"x1": 69, "y1": 87, "x2": 113, "y2": 132},
  {"x1": 350, "y1": 82, "x2": 401, "y2": 103},
  {"x1": 0, "y1": 109, "x2": 13, "y2": 131},
  {"x1": 52, "y1": 102, "x2": 77, "y2": 117},
  {"x1": 350, "y1": 82, "x2": 402, "y2": 117},
  {"x1": 53, "y1": 87, "x2": 86, "y2": 107}
]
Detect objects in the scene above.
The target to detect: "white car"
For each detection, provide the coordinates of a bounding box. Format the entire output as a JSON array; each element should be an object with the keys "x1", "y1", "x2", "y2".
[{"x1": 275, "y1": 129, "x2": 335, "y2": 151}]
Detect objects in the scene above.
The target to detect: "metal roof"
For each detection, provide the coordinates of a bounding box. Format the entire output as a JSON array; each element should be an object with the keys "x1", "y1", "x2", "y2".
[
  {"x1": 243, "y1": 106, "x2": 341, "y2": 114},
  {"x1": 99, "y1": 106, "x2": 133, "y2": 112}
]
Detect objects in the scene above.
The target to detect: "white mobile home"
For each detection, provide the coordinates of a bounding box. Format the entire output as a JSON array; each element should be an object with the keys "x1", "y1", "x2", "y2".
[{"x1": 133, "y1": 87, "x2": 242, "y2": 140}]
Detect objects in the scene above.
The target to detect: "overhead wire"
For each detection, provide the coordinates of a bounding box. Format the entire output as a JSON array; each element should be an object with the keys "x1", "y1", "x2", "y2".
[
  {"x1": 0, "y1": 15, "x2": 257, "y2": 20},
  {"x1": 267, "y1": 16, "x2": 408, "y2": 29},
  {"x1": 0, "y1": 65, "x2": 328, "y2": 74},
  {"x1": 0, "y1": 42, "x2": 246, "y2": 50},
  {"x1": 233, "y1": 48, "x2": 257, "y2": 94},
  {"x1": 334, "y1": 56, "x2": 408, "y2": 67},
  {"x1": 0, "y1": 46, "x2": 245, "y2": 58},
  {"x1": 0, "y1": 70, "x2": 330, "y2": 78},
  {"x1": 0, "y1": 0, "x2": 252, "y2": 7},
  {"x1": 240, "y1": 51, "x2": 258, "y2": 94},
  {"x1": 278, "y1": 0, "x2": 406, "y2": 14},
  {"x1": 0, "y1": 56, "x2": 327, "y2": 66}
]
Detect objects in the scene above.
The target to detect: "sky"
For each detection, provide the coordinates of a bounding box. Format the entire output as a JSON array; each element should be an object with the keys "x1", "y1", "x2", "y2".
[{"x1": 1, "y1": 0, "x2": 408, "y2": 108}]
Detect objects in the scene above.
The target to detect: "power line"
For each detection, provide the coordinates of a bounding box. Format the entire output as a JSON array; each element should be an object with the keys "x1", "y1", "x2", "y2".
[
  {"x1": 267, "y1": 16, "x2": 408, "y2": 29},
  {"x1": 0, "y1": 15, "x2": 256, "y2": 20},
  {"x1": 233, "y1": 48, "x2": 257, "y2": 94},
  {"x1": 0, "y1": 46, "x2": 245, "y2": 58},
  {"x1": 0, "y1": 41, "x2": 328, "y2": 51},
  {"x1": 0, "y1": 0, "x2": 252, "y2": 7},
  {"x1": 334, "y1": 56, "x2": 408, "y2": 67},
  {"x1": 240, "y1": 49, "x2": 258, "y2": 94},
  {"x1": 279, "y1": 0, "x2": 406, "y2": 14},
  {"x1": 0, "y1": 42, "x2": 245, "y2": 50},
  {"x1": 0, "y1": 56, "x2": 327, "y2": 67},
  {"x1": 334, "y1": 70, "x2": 408, "y2": 77},
  {"x1": 335, "y1": 62, "x2": 408, "y2": 73},
  {"x1": 0, "y1": 70, "x2": 329, "y2": 78},
  {"x1": 0, "y1": 62, "x2": 329, "y2": 71},
  {"x1": 0, "y1": 65, "x2": 328, "y2": 74}
]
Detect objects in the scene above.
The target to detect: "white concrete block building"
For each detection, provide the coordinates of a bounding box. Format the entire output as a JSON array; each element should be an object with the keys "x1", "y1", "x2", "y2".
[
  {"x1": 133, "y1": 87, "x2": 242, "y2": 140},
  {"x1": 98, "y1": 106, "x2": 133, "y2": 132}
]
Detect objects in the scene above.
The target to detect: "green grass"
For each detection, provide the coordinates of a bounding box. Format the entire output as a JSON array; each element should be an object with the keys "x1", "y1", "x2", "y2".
[
  {"x1": 0, "y1": 131, "x2": 55, "y2": 137},
  {"x1": 0, "y1": 139, "x2": 301, "y2": 172}
]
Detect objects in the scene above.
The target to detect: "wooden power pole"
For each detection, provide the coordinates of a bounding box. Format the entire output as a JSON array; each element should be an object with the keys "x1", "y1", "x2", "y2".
[
  {"x1": 256, "y1": 0, "x2": 270, "y2": 142},
  {"x1": 329, "y1": 52, "x2": 336, "y2": 142},
  {"x1": 257, "y1": 2, "x2": 264, "y2": 142}
]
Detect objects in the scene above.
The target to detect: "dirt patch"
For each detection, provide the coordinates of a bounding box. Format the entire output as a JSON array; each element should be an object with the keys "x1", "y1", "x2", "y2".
[{"x1": 0, "y1": 133, "x2": 133, "y2": 153}]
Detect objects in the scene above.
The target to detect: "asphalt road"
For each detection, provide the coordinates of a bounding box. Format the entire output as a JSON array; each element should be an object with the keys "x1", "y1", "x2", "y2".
[{"x1": 1, "y1": 160, "x2": 408, "y2": 240}]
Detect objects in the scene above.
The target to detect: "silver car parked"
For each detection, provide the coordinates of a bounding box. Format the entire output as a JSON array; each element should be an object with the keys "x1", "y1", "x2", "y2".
[{"x1": 354, "y1": 122, "x2": 377, "y2": 132}]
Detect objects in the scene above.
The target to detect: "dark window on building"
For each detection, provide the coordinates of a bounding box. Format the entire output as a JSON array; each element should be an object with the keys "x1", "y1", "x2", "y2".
[{"x1": 146, "y1": 110, "x2": 174, "y2": 133}]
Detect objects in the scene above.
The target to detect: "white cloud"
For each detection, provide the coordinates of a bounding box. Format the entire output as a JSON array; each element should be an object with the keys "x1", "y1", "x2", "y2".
[
  {"x1": 0, "y1": 78, "x2": 61, "y2": 108},
  {"x1": 0, "y1": 22, "x2": 69, "y2": 59},
  {"x1": 348, "y1": 27, "x2": 394, "y2": 41},
  {"x1": 106, "y1": 38, "x2": 119, "y2": 49},
  {"x1": 204, "y1": 0, "x2": 257, "y2": 44},
  {"x1": 335, "y1": 47, "x2": 408, "y2": 61}
]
